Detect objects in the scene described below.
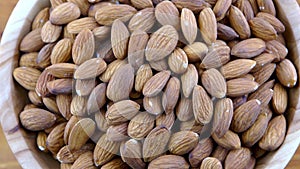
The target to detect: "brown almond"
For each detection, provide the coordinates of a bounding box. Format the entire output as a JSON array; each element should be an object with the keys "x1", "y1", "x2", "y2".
[
  {"x1": 47, "y1": 79, "x2": 73, "y2": 95},
  {"x1": 231, "y1": 99, "x2": 261, "y2": 133},
  {"x1": 213, "y1": 98, "x2": 233, "y2": 138},
  {"x1": 70, "y1": 95, "x2": 88, "y2": 117},
  {"x1": 145, "y1": 25, "x2": 179, "y2": 62},
  {"x1": 257, "y1": 12, "x2": 285, "y2": 33},
  {"x1": 50, "y1": 2, "x2": 81, "y2": 25},
  {"x1": 143, "y1": 70, "x2": 171, "y2": 97},
  {"x1": 128, "y1": 112, "x2": 155, "y2": 140},
  {"x1": 37, "y1": 132, "x2": 48, "y2": 152},
  {"x1": 88, "y1": 2, "x2": 114, "y2": 17},
  {"x1": 148, "y1": 155, "x2": 189, "y2": 169},
  {"x1": 200, "y1": 44, "x2": 230, "y2": 69},
  {"x1": 56, "y1": 94, "x2": 72, "y2": 120},
  {"x1": 131, "y1": 0, "x2": 153, "y2": 9},
  {"x1": 212, "y1": 130, "x2": 241, "y2": 150},
  {"x1": 155, "y1": 1, "x2": 180, "y2": 30},
  {"x1": 213, "y1": 0, "x2": 232, "y2": 21},
  {"x1": 226, "y1": 78, "x2": 259, "y2": 97},
  {"x1": 74, "y1": 58, "x2": 107, "y2": 80},
  {"x1": 171, "y1": 0, "x2": 210, "y2": 13},
  {"x1": 248, "y1": 88, "x2": 274, "y2": 106},
  {"x1": 225, "y1": 148, "x2": 251, "y2": 169},
  {"x1": 111, "y1": 19, "x2": 130, "y2": 60},
  {"x1": 13, "y1": 67, "x2": 41, "y2": 91},
  {"x1": 135, "y1": 64, "x2": 153, "y2": 92},
  {"x1": 20, "y1": 28, "x2": 44, "y2": 52},
  {"x1": 120, "y1": 139, "x2": 146, "y2": 169},
  {"x1": 32, "y1": 7, "x2": 50, "y2": 30},
  {"x1": 46, "y1": 122, "x2": 67, "y2": 155},
  {"x1": 272, "y1": 83, "x2": 288, "y2": 114},
  {"x1": 143, "y1": 126, "x2": 171, "y2": 162},
  {"x1": 143, "y1": 95, "x2": 163, "y2": 116},
  {"x1": 128, "y1": 8, "x2": 155, "y2": 33},
  {"x1": 156, "y1": 112, "x2": 176, "y2": 130},
  {"x1": 100, "y1": 59, "x2": 128, "y2": 83},
  {"x1": 50, "y1": 38, "x2": 72, "y2": 64},
  {"x1": 220, "y1": 59, "x2": 256, "y2": 79},
  {"x1": 181, "y1": 8, "x2": 197, "y2": 44},
  {"x1": 257, "y1": 0, "x2": 276, "y2": 16},
  {"x1": 162, "y1": 77, "x2": 180, "y2": 114},
  {"x1": 106, "y1": 100, "x2": 140, "y2": 125},
  {"x1": 67, "y1": 17, "x2": 98, "y2": 34},
  {"x1": 75, "y1": 79, "x2": 96, "y2": 96},
  {"x1": 192, "y1": 85, "x2": 214, "y2": 125},
  {"x1": 72, "y1": 151, "x2": 95, "y2": 169},
  {"x1": 276, "y1": 59, "x2": 298, "y2": 88},
  {"x1": 28, "y1": 91, "x2": 42, "y2": 106},
  {"x1": 128, "y1": 30, "x2": 149, "y2": 71},
  {"x1": 265, "y1": 40, "x2": 288, "y2": 62},
  {"x1": 176, "y1": 97, "x2": 193, "y2": 122},
  {"x1": 101, "y1": 158, "x2": 129, "y2": 169},
  {"x1": 41, "y1": 21, "x2": 62, "y2": 43},
  {"x1": 199, "y1": 8, "x2": 217, "y2": 45},
  {"x1": 93, "y1": 26, "x2": 111, "y2": 41},
  {"x1": 168, "y1": 131, "x2": 199, "y2": 155},
  {"x1": 184, "y1": 42, "x2": 208, "y2": 62},
  {"x1": 46, "y1": 63, "x2": 77, "y2": 78},
  {"x1": 87, "y1": 83, "x2": 107, "y2": 114},
  {"x1": 201, "y1": 68, "x2": 227, "y2": 98},
  {"x1": 95, "y1": 4, "x2": 137, "y2": 26},
  {"x1": 200, "y1": 157, "x2": 222, "y2": 169},
  {"x1": 188, "y1": 138, "x2": 214, "y2": 168},
  {"x1": 149, "y1": 59, "x2": 169, "y2": 71},
  {"x1": 106, "y1": 123, "x2": 129, "y2": 142},
  {"x1": 228, "y1": 6, "x2": 251, "y2": 39},
  {"x1": 36, "y1": 43, "x2": 55, "y2": 69},
  {"x1": 95, "y1": 110, "x2": 109, "y2": 132},
  {"x1": 68, "y1": 0, "x2": 90, "y2": 16},
  {"x1": 253, "y1": 63, "x2": 276, "y2": 85},
  {"x1": 252, "y1": 53, "x2": 275, "y2": 72},
  {"x1": 20, "y1": 108, "x2": 56, "y2": 131},
  {"x1": 168, "y1": 48, "x2": 188, "y2": 74},
  {"x1": 249, "y1": 17, "x2": 277, "y2": 41},
  {"x1": 42, "y1": 97, "x2": 59, "y2": 113},
  {"x1": 217, "y1": 23, "x2": 239, "y2": 41},
  {"x1": 231, "y1": 38, "x2": 266, "y2": 58},
  {"x1": 72, "y1": 29, "x2": 95, "y2": 65},
  {"x1": 212, "y1": 146, "x2": 229, "y2": 162},
  {"x1": 181, "y1": 64, "x2": 198, "y2": 98}
]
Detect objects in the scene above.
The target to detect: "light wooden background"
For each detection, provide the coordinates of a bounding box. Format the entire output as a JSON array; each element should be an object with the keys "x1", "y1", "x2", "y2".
[{"x1": 0, "y1": 0, "x2": 299, "y2": 169}]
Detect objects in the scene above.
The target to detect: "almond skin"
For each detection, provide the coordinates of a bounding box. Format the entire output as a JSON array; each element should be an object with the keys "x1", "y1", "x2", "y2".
[
  {"x1": 143, "y1": 70, "x2": 171, "y2": 97},
  {"x1": 199, "y1": 8, "x2": 217, "y2": 45},
  {"x1": 212, "y1": 130, "x2": 241, "y2": 150},
  {"x1": 201, "y1": 68, "x2": 227, "y2": 98},
  {"x1": 168, "y1": 131, "x2": 199, "y2": 155},
  {"x1": 50, "y1": 2, "x2": 81, "y2": 25},
  {"x1": 231, "y1": 38, "x2": 266, "y2": 58},
  {"x1": 272, "y1": 83, "x2": 288, "y2": 114},
  {"x1": 189, "y1": 138, "x2": 214, "y2": 168},
  {"x1": 220, "y1": 59, "x2": 256, "y2": 79},
  {"x1": 228, "y1": 6, "x2": 251, "y2": 39},
  {"x1": 276, "y1": 59, "x2": 298, "y2": 88},
  {"x1": 225, "y1": 148, "x2": 251, "y2": 169},
  {"x1": 213, "y1": 98, "x2": 233, "y2": 138},
  {"x1": 50, "y1": 38, "x2": 72, "y2": 64},
  {"x1": 181, "y1": 64, "x2": 198, "y2": 98},
  {"x1": 111, "y1": 19, "x2": 130, "y2": 60},
  {"x1": 13, "y1": 67, "x2": 41, "y2": 91},
  {"x1": 20, "y1": 28, "x2": 44, "y2": 52},
  {"x1": 181, "y1": 8, "x2": 197, "y2": 44},
  {"x1": 226, "y1": 78, "x2": 259, "y2": 97},
  {"x1": 155, "y1": 1, "x2": 180, "y2": 30},
  {"x1": 74, "y1": 58, "x2": 107, "y2": 80},
  {"x1": 249, "y1": 17, "x2": 277, "y2": 41},
  {"x1": 20, "y1": 108, "x2": 56, "y2": 131},
  {"x1": 72, "y1": 29, "x2": 95, "y2": 65},
  {"x1": 128, "y1": 8, "x2": 156, "y2": 33}
]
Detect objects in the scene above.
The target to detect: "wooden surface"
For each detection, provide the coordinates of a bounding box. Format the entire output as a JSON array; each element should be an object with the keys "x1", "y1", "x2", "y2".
[{"x1": 0, "y1": 0, "x2": 300, "y2": 169}]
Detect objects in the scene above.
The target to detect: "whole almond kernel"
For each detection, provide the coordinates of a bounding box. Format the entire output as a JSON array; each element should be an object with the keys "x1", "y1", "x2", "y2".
[
  {"x1": 47, "y1": 79, "x2": 73, "y2": 95},
  {"x1": 42, "y1": 97, "x2": 59, "y2": 114},
  {"x1": 181, "y1": 64, "x2": 198, "y2": 98},
  {"x1": 231, "y1": 38, "x2": 266, "y2": 58},
  {"x1": 74, "y1": 58, "x2": 107, "y2": 80},
  {"x1": 37, "y1": 132, "x2": 48, "y2": 153},
  {"x1": 128, "y1": 8, "x2": 156, "y2": 33},
  {"x1": 192, "y1": 85, "x2": 214, "y2": 125},
  {"x1": 32, "y1": 7, "x2": 50, "y2": 30},
  {"x1": 67, "y1": 17, "x2": 98, "y2": 34},
  {"x1": 242, "y1": 113, "x2": 269, "y2": 147},
  {"x1": 200, "y1": 157, "x2": 222, "y2": 169},
  {"x1": 75, "y1": 79, "x2": 96, "y2": 97},
  {"x1": 144, "y1": 95, "x2": 163, "y2": 116},
  {"x1": 176, "y1": 97, "x2": 193, "y2": 122},
  {"x1": 56, "y1": 94, "x2": 72, "y2": 120},
  {"x1": 94, "y1": 134, "x2": 121, "y2": 166},
  {"x1": 272, "y1": 83, "x2": 288, "y2": 114},
  {"x1": 199, "y1": 8, "x2": 217, "y2": 45},
  {"x1": 249, "y1": 17, "x2": 277, "y2": 41},
  {"x1": 120, "y1": 139, "x2": 146, "y2": 169},
  {"x1": 106, "y1": 123, "x2": 129, "y2": 142},
  {"x1": 100, "y1": 59, "x2": 128, "y2": 83},
  {"x1": 128, "y1": 112, "x2": 155, "y2": 140},
  {"x1": 236, "y1": 0, "x2": 255, "y2": 21},
  {"x1": 28, "y1": 91, "x2": 42, "y2": 106},
  {"x1": 128, "y1": 30, "x2": 149, "y2": 71},
  {"x1": 181, "y1": 8, "x2": 197, "y2": 44},
  {"x1": 213, "y1": 0, "x2": 232, "y2": 21},
  {"x1": 35, "y1": 70, "x2": 54, "y2": 97},
  {"x1": 217, "y1": 23, "x2": 239, "y2": 41},
  {"x1": 155, "y1": 1, "x2": 180, "y2": 30},
  {"x1": 95, "y1": 110, "x2": 109, "y2": 132},
  {"x1": 188, "y1": 138, "x2": 214, "y2": 168},
  {"x1": 225, "y1": 147, "x2": 251, "y2": 169},
  {"x1": 201, "y1": 68, "x2": 227, "y2": 98},
  {"x1": 70, "y1": 151, "x2": 95, "y2": 169},
  {"x1": 213, "y1": 98, "x2": 233, "y2": 138},
  {"x1": 111, "y1": 19, "x2": 130, "y2": 60},
  {"x1": 20, "y1": 28, "x2": 44, "y2": 52},
  {"x1": 171, "y1": 0, "x2": 211, "y2": 13},
  {"x1": 169, "y1": 131, "x2": 199, "y2": 156},
  {"x1": 180, "y1": 120, "x2": 204, "y2": 134},
  {"x1": 149, "y1": 59, "x2": 169, "y2": 72},
  {"x1": 68, "y1": 118, "x2": 96, "y2": 151},
  {"x1": 20, "y1": 108, "x2": 56, "y2": 131},
  {"x1": 87, "y1": 83, "x2": 107, "y2": 114},
  {"x1": 162, "y1": 77, "x2": 180, "y2": 114},
  {"x1": 220, "y1": 59, "x2": 256, "y2": 79},
  {"x1": 276, "y1": 59, "x2": 298, "y2": 88},
  {"x1": 143, "y1": 70, "x2": 171, "y2": 97},
  {"x1": 131, "y1": 0, "x2": 153, "y2": 9},
  {"x1": 257, "y1": 0, "x2": 276, "y2": 16},
  {"x1": 229, "y1": 6, "x2": 251, "y2": 39},
  {"x1": 13, "y1": 67, "x2": 41, "y2": 91},
  {"x1": 143, "y1": 126, "x2": 171, "y2": 162},
  {"x1": 36, "y1": 43, "x2": 55, "y2": 69},
  {"x1": 156, "y1": 112, "x2": 176, "y2": 130},
  {"x1": 50, "y1": 2, "x2": 81, "y2": 25},
  {"x1": 46, "y1": 63, "x2": 77, "y2": 78},
  {"x1": 95, "y1": 4, "x2": 137, "y2": 26},
  {"x1": 93, "y1": 26, "x2": 111, "y2": 41},
  {"x1": 266, "y1": 40, "x2": 288, "y2": 62},
  {"x1": 70, "y1": 95, "x2": 88, "y2": 117},
  {"x1": 231, "y1": 99, "x2": 261, "y2": 133},
  {"x1": 212, "y1": 146, "x2": 229, "y2": 162},
  {"x1": 148, "y1": 155, "x2": 190, "y2": 169},
  {"x1": 253, "y1": 63, "x2": 276, "y2": 85},
  {"x1": 107, "y1": 64, "x2": 134, "y2": 102},
  {"x1": 46, "y1": 122, "x2": 67, "y2": 155},
  {"x1": 168, "y1": 48, "x2": 189, "y2": 74},
  {"x1": 248, "y1": 0, "x2": 259, "y2": 14},
  {"x1": 41, "y1": 21, "x2": 62, "y2": 43},
  {"x1": 50, "y1": 39, "x2": 72, "y2": 64},
  {"x1": 72, "y1": 29, "x2": 95, "y2": 65},
  {"x1": 252, "y1": 53, "x2": 275, "y2": 72},
  {"x1": 145, "y1": 25, "x2": 179, "y2": 62},
  {"x1": 135, "y1": 64, "x2": 153, "y2": 92},
  {"x1": 226, "y1": 78, "x2": 259, "y2": 97},
  {"x1": 248, "y1": 87, "x2": 274, "y2": 106},
  {"x1": 101, "y1": 158, "x2": 129, "y2": 169},
  {"x1": 183, "y1": 42, "x2": 208, "y2": 62},
  {"x1": 105, "y1": 100, "x2": 140, "y2": 125},
  {"x1": 259, "y1": 115, "x2": 286, "y2": 151},
  {"x1": 212, "y1": 130, "x2": 241, "y2": 150},
  {"x1": 200, "y1": 44, "x2": 230, "y2": 69},
  {"x1": 257, "y1": 12, "x2": 285, "y2": 33}
]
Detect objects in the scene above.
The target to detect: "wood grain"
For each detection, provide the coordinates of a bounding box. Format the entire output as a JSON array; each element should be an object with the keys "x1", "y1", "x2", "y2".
[{"x1": 0, "y1": 0, "x2": 300, "y2": 169}]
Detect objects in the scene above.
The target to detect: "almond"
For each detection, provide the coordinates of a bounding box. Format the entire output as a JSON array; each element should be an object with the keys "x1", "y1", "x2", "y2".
[
  {"x1": 100, "y1": 59, "x2": 128, "y2": 83},
  {"x1": 257, "y1": 12, "x2": 285, "y2": 33},
  {"x1": 13, "y1": 67, "x2": 41, "y2": 91},
  {"x1": 111, "y1": 19, "x2": 130, "y2": 60},
  {"x1": 70, "y1": 95, "x2": 88, "y2": 117},
  {"x1": 212, "y1": 146, "x2": 229, "y2": 162},
  {"x1": 149, "y1": 59, "x2": 169, "y2": 71},
  {"x1": 155, "y1": 1, "x2": 180, "y2": 30},
  {"x1": 213, "y1": 0, "x2": 232, "y2": 21},
  {"x1": 32, "y1": 7, "x2": 50, "y2": 30},
  {"x1": 36, "y1": 43, "x2": 54, "y2": 69},
  {"x1": 101, "y1": 158, "x2": 129, "y2": 169},
  {"x1": 257, "y1": 0, "x2": 276, "y2": 16},
  {"x1": 184, "y1": 42, "x2": 208, "y2": 62},
  {"x1": 28, "y1": 91, "x2": 42, "y2": 106},
  {"x1": 47, "y1": 79, "x2": 73, "y2": 95},
  {"x1": 20, "y1": 108, "x2": 56, "y2": 131},
  {"x1": 168, "y1": 48, "x2": 188, "y2": 74},
  {"x1": 135, "y1": 64, "x2": 153, "y2": 92},
  {"x1": 192, "y1": 85, "x2": 214, "y2": 125},
  {"x1": 156, "y1": 112, "x2": 176, "y2": 130},
  {"x1": 37, "y1": 132, "x2": 48, "y2": 152},
  {"x1": 95, "y1": 110, "x2": 109, "y2": 132},
  {"x1": 220, "y1": 59, "x2": 256, "y2": 79},
  {"x1": 228, "y1": 6, "x2": 251, "y2": 39},
  {"x1": 120, "y1": 139, "x2": 146, "y2": 169},
  {"x1": 95, "y1": 4, "x2": 137, "y2": 26},
  {"x1": 144, "y1": 95, "x2": 163, "y2": 116},
  {"x1": 253, "y1": 63, "x2": 276, "y2": 85},
  {"x1": 74, "y1": 58, "x2": 107, "y2": 80},
  {"x1": 51, "y1": 39, "x2": 72, "y2": 64},
  {"x1": 72, "y1": 151, "x2": 95, "y2": 169},
  {"x1": 200, "y1": 44, "x2": 230, "y2": 69},
  {"x1": 162, "y1": 77, "x2": 180, "y2": 114},
  {"x1": 168, "y1": 131, "x2": 199, "y2": 155},
  {"x1": 199, "y1": 8, "x2": 217, "y2": 45},
  {"x1": 148, "y1": 155, "x2": 190, "y2": 169},
  {"x1": 131, "y1": 0, "x2": 153, "y2": 9},
  {"x1": 87, "y1": 83, "x2": 107, "y2": 114},
  {"x1": 226, "y1": 78, "x2": 259, "y2": 97},
  {"x1": 188, "y1": 138, "x2": 214, "y2": 168},
  {"x1": 145, "y1": 25, "x2": 179, "y2": 62},
  {"x1": 67, "y1": 17, "x2": 98, "y2": 34},
  {"x1": 50, "y1": 2, "x2": 81, "y2": 25},
  {"x1": 181, "y1": 64, "x2": 198, "y2": 98},
  {"x1": 93, "y1": 26, "x2": 111, "y2": 41},
  {"x1": 252, "y1": 53, "x2": 275, "y2": 72},
  {"x1": 41, "y1": 21, "x2": 62, "y2": 43},
  {"x1": 213, "y1": 98, "x2": 233, "y2": 138},
  {"x1": 265, "y1": 40, "x2": 288, "y2": 62},
  {"x1": 231, "y1": 99, "x2": 261, "y2": 133},
  {"x1": 225, "y1": 148, "x2": 251, "y2": 169},
  {"x1": 181, "y1": 8, "x2": 197, "y2": 44},
  {"x1": 68, "y1": 0, "x2": 90, "y2": 16},
  {"x1": 201, "y1": 68, "x2": 227, "y2": 98},
  {"x1": 42, "y1": 97, "x2": 59, "y2": 113},
  {"x1": 128, "y1": 112, "x2": 155, "y2": 140},
  {"x1": 231, "y1": 38, "x2": 266, "y2": 58},
  {"x1": 200, "y1": 157, "x2": 222, "y2": 169},
  {"x1": 46, "y1": 122, "x2": 67, "y2": 155},
  {"x1": 171, "y1": 0, "x2": 211, "y2": 13},
  {"x1": 143, "y1": 70, "x2": 171, "y2": 97},
  {"x1": 88, "y1": 2, "x2": 113, "y2": 17},
  {"x1": 236, "y1": 0, "x2": 255, "y2": 21},
  {"x1": 272, "y1": 83, "x2": 288, "y2": 114},
  {"x1": 56, "y1": 94, "x2": 72, "y2": 120},
  {"x1": 128, "y1": 8, "x2": 156, "y2": 33},
  {"x1": 106, "y1": 123, "x2": 129, "y2": 142},
  {"x1": 46, "y1": 63, "x2": 77, "y2": 78},
  {"x1": 72, "y1": 29, "x2": 95, "y2": 65},
  {"x1": 20, "y1": 28, "x2": 44, "y2": 52},
  {"x1": 217, "y1": 23, "x2": 239, "y2": 41},
  {"x1": 276, "y1": 59, "x2": 298, "y2": 88},
  {"x1": 249, "y1": 17, "x2": 277, "y2": 41},
  {"x1": 180, "y1": 120, "x2": 204, "y2": 134},
  {"x1": 212, "y1": 130, "x2": 241, "y2": 150}
]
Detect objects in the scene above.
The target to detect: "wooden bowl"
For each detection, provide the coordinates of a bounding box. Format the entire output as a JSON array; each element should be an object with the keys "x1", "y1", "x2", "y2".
[{"x1": 0, "y1": 0, "x2": 300, "y2": 168}]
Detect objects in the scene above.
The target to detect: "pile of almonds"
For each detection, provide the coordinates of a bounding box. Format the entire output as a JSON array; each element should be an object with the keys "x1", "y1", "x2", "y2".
[{"x1": 13, "y1": 0, "x2": 298, "y2": 168}]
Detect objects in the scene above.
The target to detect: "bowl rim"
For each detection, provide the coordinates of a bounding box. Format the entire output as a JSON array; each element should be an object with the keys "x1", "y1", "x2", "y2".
[{"x1": 0, "y1": 0, "x2": 300, "y2": 169}]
